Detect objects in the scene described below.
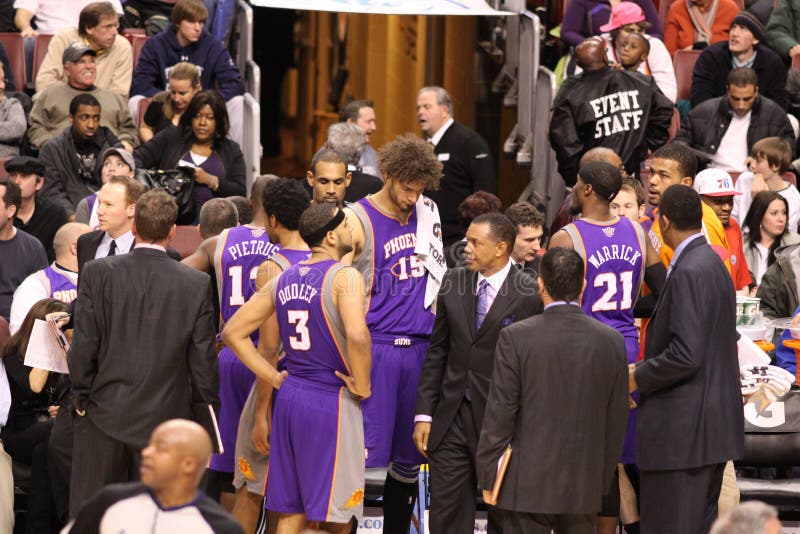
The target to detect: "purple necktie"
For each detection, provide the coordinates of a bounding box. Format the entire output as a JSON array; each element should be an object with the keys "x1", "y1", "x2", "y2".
[{"x1": 476, "y1": 279, "x2": 490, "y2": 330}]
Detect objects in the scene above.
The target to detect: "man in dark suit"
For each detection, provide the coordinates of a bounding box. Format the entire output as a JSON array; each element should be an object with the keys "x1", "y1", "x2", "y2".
[
  {"x1": 68, "y1": 189, "x2": 220, "y2": 516},
  {"x1": 631, "y1": 185, "x2": 743, "y2": 534},
  {"x1": 414, "y1": 212, "x2": 543, "y2": 533},
  {"x1": 417, "y1": 86, "x2": 496, "y2": 246},
  {"x1": 477, "y1": 247, "x2": 629, "y2": 534}
]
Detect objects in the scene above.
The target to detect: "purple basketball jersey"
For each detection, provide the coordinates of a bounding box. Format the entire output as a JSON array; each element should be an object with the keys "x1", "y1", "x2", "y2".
[
  {"x1": 351, "y1": 198, "x2": 434, "y2": 337},
  {"x1": 45, "y1": 265, "x2": 77, "y2": 303},
  {"x1": 567, "y1": 217, "x2": 645, "y2": 340},
  {"x1": 215, "y1": 226, "x2": 279, "y2": 335},
  {"x1": 275, "y1": 259, "x2": 350, "y2": 388}
]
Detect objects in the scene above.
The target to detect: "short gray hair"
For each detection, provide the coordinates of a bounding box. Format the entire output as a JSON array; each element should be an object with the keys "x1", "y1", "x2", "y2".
[
  {"x1": 325, "y1": 122, "x2": 365, "y2": 167},
  {"x1": 418, "y1": 86, "x2": 453, "y2": 116},
  {"x1": 710, "y1": 501, "x2": 779, "y2": 534}
]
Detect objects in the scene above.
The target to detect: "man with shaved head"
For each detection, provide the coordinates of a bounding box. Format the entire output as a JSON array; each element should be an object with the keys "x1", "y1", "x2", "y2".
[
  {"x1": 550, "y1": 38, "x2": 673, "y2": 186},
  {"x1": 9, "y1": 221, "x2": 91, "y2": 334},
  {"x1": 66, "y1": 419, "x2": 243, "y2": 533}
]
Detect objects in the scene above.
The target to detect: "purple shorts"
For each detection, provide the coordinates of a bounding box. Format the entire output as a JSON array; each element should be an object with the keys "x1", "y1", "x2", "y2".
[
  {"x1": 210, "y1": 347, "x2": 256, "y2": 472},
  {"x1": 266, "y1": 376, "x2": 365, "y2": 523},
  {"x1": 362, "y1": 336, "x2": 427, "y2": 468},
  {"x1": 621, "y1": 335, "x2": 639, "y2": 464}
]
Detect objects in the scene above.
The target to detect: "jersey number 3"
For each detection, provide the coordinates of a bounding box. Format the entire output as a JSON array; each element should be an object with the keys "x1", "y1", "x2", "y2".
[
  {"x1": 287, "y1": 310, "x2": 311, "y2": 351},
  {"x1": 592, "y1": 271, "x2": 633, "y2": 312}
]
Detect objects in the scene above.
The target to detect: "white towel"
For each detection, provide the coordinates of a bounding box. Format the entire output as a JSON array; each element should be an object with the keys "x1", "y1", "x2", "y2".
[{"x1": 414, "y1": 195, "x2": 447, "y2": 309}]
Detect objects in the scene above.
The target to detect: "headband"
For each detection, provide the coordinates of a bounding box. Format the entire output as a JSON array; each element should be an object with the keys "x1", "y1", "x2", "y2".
[{"x1": 302, "y1": 208, "x2": 346, "y2": 246}]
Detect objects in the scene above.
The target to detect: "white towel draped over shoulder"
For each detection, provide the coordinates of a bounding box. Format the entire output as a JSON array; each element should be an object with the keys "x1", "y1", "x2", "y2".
[{"x1": 414, "y1": 195, "x2": 447, "y2": 309}]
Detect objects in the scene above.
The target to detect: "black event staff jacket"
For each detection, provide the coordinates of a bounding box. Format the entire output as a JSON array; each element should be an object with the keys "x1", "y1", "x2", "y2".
[{"x1": 550, "y1": 67, "x2": 674, "y2": 186}]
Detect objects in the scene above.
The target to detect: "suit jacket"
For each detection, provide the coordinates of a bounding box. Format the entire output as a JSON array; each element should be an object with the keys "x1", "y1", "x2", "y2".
[
  {"x1": 635, "y1": 236, "x2": 744, "y2": 471},
  {"x1": 77, "y1": 229, "x2": 181, "y2": 274},
  {"x1": 426, "y1": 121, "x2": 496, "y2": 245},
  {"x1": 476, "y1": 304, "x2": 629, "y2": 514},
  {"x1": 68, "y1": 248, "x2": 220, "y2": 449},
  {"x1": 416, "y1": 266, "x2": 543, "y2": 452}
]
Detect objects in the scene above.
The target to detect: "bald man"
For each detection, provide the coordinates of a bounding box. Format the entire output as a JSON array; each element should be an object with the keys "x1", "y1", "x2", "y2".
[
  {"x1": 66, "y1": 419, "x2": 243, "y2": 533},
  {"x1": 9, "y1": 222, "x2": 91, "y2": 334},
  {"x1": 550, "y1": 38, "x2": 673, "y2": 186}
]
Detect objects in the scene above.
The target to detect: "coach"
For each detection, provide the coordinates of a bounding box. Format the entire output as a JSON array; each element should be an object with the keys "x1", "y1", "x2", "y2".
[
  {"x1": 68, "y1": 189, "x2": 219, "y2": 516},
  {"x1": 414, "y1": 213, "x2": 543, "y2": 532},
  {"x1": 631, "y1": 185, "x2": 743, "y2": 533}
]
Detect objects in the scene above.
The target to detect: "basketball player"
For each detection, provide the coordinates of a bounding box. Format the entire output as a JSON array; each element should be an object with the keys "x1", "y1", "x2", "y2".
[
  {"x1": 341, "y1": 134, "x2": 443, "y2": 533},
  {"x1": 222, "y1": 177, "x2": 312, "y2": 533},
  {"x1": 182, "y1": 175, "x2": 280, "y2": 508},
  {"x1": 226, "y1": 203, "x2": 371, "y2": 534},
  {"x1": 306, "y1": 149, "x2": 351, "y2": 207},
  {"x1": 549, "y1": 161, "x2": 666, "y2": 534}
]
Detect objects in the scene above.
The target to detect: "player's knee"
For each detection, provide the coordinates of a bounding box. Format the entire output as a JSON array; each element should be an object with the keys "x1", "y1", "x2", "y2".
[{"x1": 388, "y1": 462, "x2": 420, "y2": 483}]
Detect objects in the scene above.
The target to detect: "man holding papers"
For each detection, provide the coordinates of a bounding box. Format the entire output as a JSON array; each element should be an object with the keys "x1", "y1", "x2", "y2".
[{"x1": 476, "y1": 247, "x2": 629, "y2": 534}]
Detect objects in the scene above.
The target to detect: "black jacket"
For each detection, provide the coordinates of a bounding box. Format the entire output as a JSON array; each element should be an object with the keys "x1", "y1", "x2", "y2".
[
  {"x1": 133, "y1": 127, "x2": 247, "y2": 199},
  {"x1": 38, "y1": 126, "x2": 122, "y2": 215},
  {"x1": 675, "y1": 94, "x2": 794, "y2": 169},
  {"x1": 549, "y1": 67, "x2": 674, "y2": 186},
  {"x1": 691, "y1": 42, "x2": 788, "y2": 110}
]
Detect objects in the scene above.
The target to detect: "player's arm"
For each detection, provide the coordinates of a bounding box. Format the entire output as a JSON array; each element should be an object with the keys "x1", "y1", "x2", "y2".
[
  {"x1": 250, "y1": 311, "x2": 281, "y2": 454},
  {"x1": 547, "y1": 229, "x2": 574, "y2": 250},
  {"x1": 643, "y1": 234, "x2": 667, "y2": 297},
  {"x1": 221, "y1": 278, "x2": 284, "y2": 387},
  {"x1": 340, "y1": 208, "x2": 365, "y2": 266},
  {"x1": 181, "y1": 236, "x2": 216, "y2": 273},
  {"x1": 334, "y1": 267, "x2": 371, "y2": 398}
]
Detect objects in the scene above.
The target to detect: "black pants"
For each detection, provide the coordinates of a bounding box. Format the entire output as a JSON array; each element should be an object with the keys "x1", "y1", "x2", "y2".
[
  {"x1": 640, "y1": 463, "x2": 725, "y2": 534},
  {"x1": 48, "y1": 407, "x2": 73, "y2": 525},
  {"x1": 69, "y1": 415, "x2": 141, "y2": 518},
  {"x1": 502, "y1": 510, "x2": 594, "y2": 534},
  {"x1": 428, "y1": 399, "x2": 503, "y2": 533}
]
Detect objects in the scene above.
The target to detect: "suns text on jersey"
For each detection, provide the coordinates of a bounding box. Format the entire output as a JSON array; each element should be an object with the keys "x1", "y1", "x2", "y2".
[{"x1": 383, "y1": 233, "x2": 417, "y2": 259}]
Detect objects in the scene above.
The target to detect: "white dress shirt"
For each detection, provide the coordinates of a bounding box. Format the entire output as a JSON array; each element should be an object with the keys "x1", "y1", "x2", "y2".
[
  {"x1": 95, "y1": 230, "x2": 135, "y2": 259},
  {"x1": 428, "y1": 118, "x2": 455, "y2": 147}
]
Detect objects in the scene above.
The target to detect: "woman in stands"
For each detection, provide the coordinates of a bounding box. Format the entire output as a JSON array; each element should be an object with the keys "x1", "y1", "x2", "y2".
[
  {"x1": 138, "y1": 61, "x2": 201, "y2": 143},
  {"x1": 0, "y1": 62, "x2": 26, "y2": 156},
  {"x1": 561, "y1": 0, "x2": 662, "y2": 48},
  {"x1": 133, "y1": 90, "x2": 247, "y2": 218},
  {"x1": 1, "y1": 298, "x2": 70, "y2": 533},
  {"x1": 743, "y1": 191, "x2": 800, "y2": 287}
]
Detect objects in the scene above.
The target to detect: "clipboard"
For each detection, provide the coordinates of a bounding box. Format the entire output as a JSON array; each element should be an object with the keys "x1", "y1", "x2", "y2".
[{"x1": 490, "y1": 445, "x2": 512, "y2": 504}]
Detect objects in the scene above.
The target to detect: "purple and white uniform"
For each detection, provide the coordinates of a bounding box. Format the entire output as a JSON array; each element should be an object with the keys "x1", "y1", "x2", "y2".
[
  {"x1": 563, "y1": 216, "x2": 646, "y2": 463},
  {"x1": 350, "y1": 197, "x2": 434, "y2": 468},
  {"x1": 266, "y1": 259, "x2": 365, "y2": 523},
  {"x1": 43, "y1": 264, "x2": 78, "y2": 303},
  {"x1": 209, "y1": 225, "x2": 278, "y2": 473}
]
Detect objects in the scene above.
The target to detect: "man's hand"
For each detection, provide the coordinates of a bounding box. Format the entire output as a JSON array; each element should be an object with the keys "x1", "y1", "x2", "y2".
[
  {"x1": 271, "y1": 370, "x2": 288, "y2": 390},
  {"x1": 628, "y1": 363, "x2": 638, "y2": 393},
  {"x1": 413, "y1": 421, "x2": 431, "y2": 459},
  {"x1": 20, "y1": 27, "x2": 36, "y2": 38},
  {"x1": 335, "y1": 370, "x2": 370, "y2": 399},
  {"x1": 482, "y1": 489, "x2": 497, "y2": 506},
  {"x1": 121, "y1": 141, "x2": 134, "y2": 153},
  {"x1": 790, "y1": 44, "x2": 800, "y2": 57},
  {"x1": 252, "y1": 414, "x2": 270, "y2": 455},
  {"x1": 751, "y1": 172, "x2": 769, "y2": 198},
  {"x1": 48, "y1": 406, "x2": 59, "y2": 419}
]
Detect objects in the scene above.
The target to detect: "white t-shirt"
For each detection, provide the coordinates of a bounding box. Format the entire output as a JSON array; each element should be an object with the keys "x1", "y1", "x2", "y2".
[
  {"x1": 754, "y1": 242, "x2": 769, "y2": 285},
  {"x1": 732, "y1": 172, "x2": 800, "y2": 232},
  {"x1": 710, "y1": 112, "x2": 750, "y2": 173},
  {"x1": 13, "y1": 0, "x2": 123, "y2": 34}
]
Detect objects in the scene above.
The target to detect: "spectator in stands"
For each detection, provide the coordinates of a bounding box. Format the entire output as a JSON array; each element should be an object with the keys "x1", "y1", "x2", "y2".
[
  {"x1": 134, "y1": 90, "x2": 246, "y2": 218},
  {"x1": 323, "y1": 122, "x2": 382, "y2": 203},
  {"x1": 1, "y1": 298, "x2": 70, "y2": 534},
  {"x1": 9, "y1": 156, "x2": 69, "y2": 262},
  {"x1": 139, "y1": 62, "x2": 201, "y2": 143},
  {"x1": 29, "y1": 44, "x2": 138, "y2": 151},
  {"x1": 13, "y1": 0, "x2": 123, "y2": 78},
  {"x1": 38, "y1": 93, "x2": 126, "y2": 216},
  {"x1": 732, "y1": 137, "x2": 799, "y2": 230},
  {"x1": 504, "y1": 201, "x2": 546, "y2": 276},
  {"x1": 663, "y1": 0, "x2": 738, "y2": 56},
  {"x1": 561, "y1": 0, "x2": 662, "y2": 49},
  {"x1": 711, "y1": 500, "x2": 782, "y2": 534},
  {"x1": 611, "y1": 178, "x2": 648, "y2": 225},
  {"x1": 198, "y1": 197, "x2": 237, "y2": 239},
  {"x1": 122, "y1": 0, "x2": 173, "y2": 35},
  {"x1": 36, "y1": 2, "x2": 133, "y2": 97},
  {"x1": 595, "y1": 2, "x2": 677, "y2": 102},
  {"x1": 766, "y1": 0, "x2": 800, "y2": 60},
  {"x1": 339, "y1": 99, "x2": 381, "y2": 179},
  {"x1": 550, "y1": 38, "x2": 673, "y2": 186},
  {"x1": 130, "y1": 0, "x2": 245, "y2": 146},
  {"x1": 691, "y1": 7, "x2": 788, "y2": 109},
  {"x1": 9, "y1": 222, "x2": 90, "y2": 335},
  {"x1": 445, "y1": 190, "x2": 502, "y2": 267},
  {"x1": 743, "y1": 191, "x2": 800, "y2": 286},
  {"x1": 74, "y1": 147, "x2": 135, "y2": 228},
  {"x1": 676, "y1": 68, "x2": 794, "y2": 172},
  {"x1": 0, "y1": 63, "x2": 27, "y2": 157},
  {"x1": 0, "y1": 180, "x2": 48, "y2": 321}
]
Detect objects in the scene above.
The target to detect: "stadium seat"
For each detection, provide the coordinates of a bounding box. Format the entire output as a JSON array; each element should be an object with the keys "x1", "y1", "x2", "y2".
[
  {"x1": 30, "y1": 33, "x2": 53, "y2": 88},
  {"x1": 169, "y1": 225, "x2": 203, "y2": 259},
  {"x1": 673, "y1": 49, "x2": 701, "y2": 102},
  {"x1": 658, "y1": 0, "x2": 677, "y2": 28},
  {"x1": 122, "y1": 28, "x2": 146, "y2": 44},
  {"x1": 131, "y1": 34, "x2": 148, "y2": 70},
  {"x1": 0, "y1": 156, "x2": 12, "y2": 179},
  {"x1": 136, "y1": 96, "x2": 151, "y2": 141},
  {"x1": 0, "y1": 33, "x2": 26, "y2": 94},
  {"x1": 793, "y1": 54, "x2": 800, "y2": 71},
  {"x1": 667, "y1": 107, "x2": 680, "y2": 143}
]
